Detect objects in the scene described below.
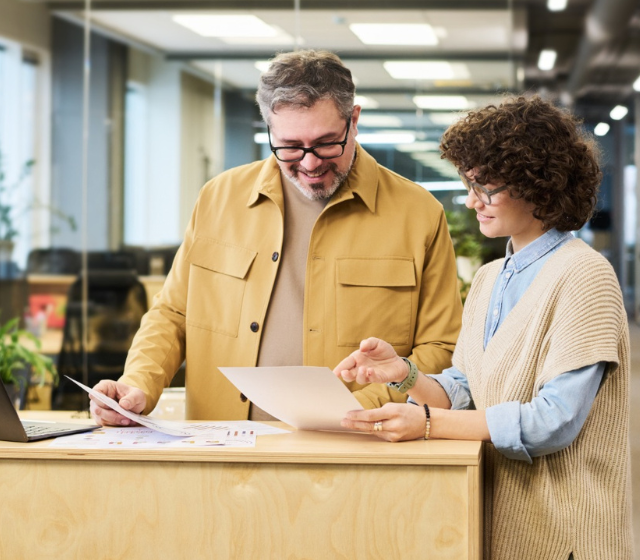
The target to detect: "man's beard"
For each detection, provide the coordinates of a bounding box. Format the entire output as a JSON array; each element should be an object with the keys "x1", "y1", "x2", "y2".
[{"x1": 284, "y1": 158, "x2": 353, "y2": 201}]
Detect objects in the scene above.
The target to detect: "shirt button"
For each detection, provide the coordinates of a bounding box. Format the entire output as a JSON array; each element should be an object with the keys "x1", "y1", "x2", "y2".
[
  {"x1": 250, "y1": 322, "x2": 260, "y2": 332},
  {"x1": 505, "y1": 272, "x2": 512, "y2": 279},
  {"x1": 272, "y1": 252, "x2": 279, "y2": 262},
  {"x1": 240, "y1": 393, "x2": 248, "y2": 402},
  {"x1": 493, "y1": 308, "x2": 499, "y2": 316}
]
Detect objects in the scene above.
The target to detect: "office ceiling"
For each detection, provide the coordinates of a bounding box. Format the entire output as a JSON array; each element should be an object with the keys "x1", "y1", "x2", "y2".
[{"x1": 40, "y1": 0, "x2": 640, "y2": 125}]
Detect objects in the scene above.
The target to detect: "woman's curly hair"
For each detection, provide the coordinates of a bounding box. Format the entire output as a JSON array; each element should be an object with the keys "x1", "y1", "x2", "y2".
[{"x1": 439, "y1": 95, "x2": 601, "y2": 232}]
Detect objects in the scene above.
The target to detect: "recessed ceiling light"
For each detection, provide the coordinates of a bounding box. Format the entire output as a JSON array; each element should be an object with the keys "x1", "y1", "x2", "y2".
[
  {"x1": 254, "y1": 61, "x2": 272, "y2": 73},
  {"x1": 537, "y1": 50, "x2": 557, "y2": 71},
  {"x1": 358, "y1": 114, "x2": 403, "y2": 128},
  {"x1": 350, "y1": 23, "x2": 438, "y2": 46},
  {"x1": 416, "y1": 181, "x2": 466, "y2": 192},
  {"x1": 173, "y1": 14, "x2": 277, "y2": 38},
  {"x1": 384, "y1": 61, "x2": 469, "y2": 81},
  {"x1": 547, "y1": 0, "x2": 568, "y2": 11},
  {"x1": 429, "y1": 113, "x2": 463, "y2": 126},
  {"x1": 594, "y1": 123, "x2": 610, "y2": 136},
  {"x1": 354, "y1": 95, "x2": 379, "y2": 109},
  {"x1": 610, "y1": 105, "x2": 628, "y2": 120},
  {"x1": 413, "y1": 95, "x2": 472, "y2": 110},
  {"x1": 633, "y1": 75, "x2": 640, "y2": 91},
  {"x1": 222, "y1": 26, "x2": 296, "y2": 45},
  {"x1": 396, "y1": 141, "x2": 441, "y2": 153},
  {"x1": 357, "y1": 132, "x2": 416, "y2": 145}
]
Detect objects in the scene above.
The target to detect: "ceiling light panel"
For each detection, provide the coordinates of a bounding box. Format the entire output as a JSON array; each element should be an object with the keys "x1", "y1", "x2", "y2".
[
  {"x1": 172, "y1": 14, "x2": 278, "y2": 38},
  {"x1": 537, "y1": 50, "x2": 557, "y2": 71},
  {"x1": 354, "y1": 95, "x2": 380, "y2": 109},
  {"x1": 357, "y1": 132, "x2": 416, "y2": 145},
  {"x1": 594, "y1": 123, "x2": 610, "y2": 137},
  {"x1": 610, "y1": 105, "x2": 628, "y2": 120},
  {"x1": 413, "y1": 96, "x2": 473, "y2": 110},
  {"x1": 254, "y1": 61, "x2": 272, "y2": 73},
  {"x1": 547, "y1": 0, "x2": 568, "y2": 11},
  {"x1": 384, "y1": 61, "x2": 469, "y2": 81},
  {"x1": 350, "y1": 23, "x2": 438, "y2": 46},
  {"x1": 358, "y1": 114, "x2": 403, "y2": 128}
]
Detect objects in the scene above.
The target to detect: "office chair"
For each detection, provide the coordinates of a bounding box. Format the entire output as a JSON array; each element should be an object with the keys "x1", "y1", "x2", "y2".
[
  {"x1": 87, "y1": 250, "x2": 138, "y2": 272},
  {"x1": 53, "y1": 269, "x2": 148, "y2": 410},
  {"x1": 26, "y1": 248, "x2": 82, "y2": 275}
]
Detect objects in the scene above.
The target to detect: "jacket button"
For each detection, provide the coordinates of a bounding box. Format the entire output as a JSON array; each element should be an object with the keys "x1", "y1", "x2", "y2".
[
  {"x1": 240, "y1": 393, "x2": 248, "y2": 402},
  {"x1": 272, "y1": 252, "x2": 279, "y2": 262},
  {"x1": 250, "y1": 322, "x2": 260, "y2": 332}
]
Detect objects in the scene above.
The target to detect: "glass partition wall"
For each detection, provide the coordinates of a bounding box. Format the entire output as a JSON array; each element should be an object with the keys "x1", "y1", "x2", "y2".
[{"x1": 1, "y1": 0, "x2": 633, "y2": 411}]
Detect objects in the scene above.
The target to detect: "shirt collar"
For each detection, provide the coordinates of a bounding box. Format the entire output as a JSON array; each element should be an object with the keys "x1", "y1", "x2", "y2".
[
  {"x1": 504, "y1": 229, "x2": 573, "y2": 273},
  {"x1": 247, "y1": 144, "x2": 379, "y2": 214}
]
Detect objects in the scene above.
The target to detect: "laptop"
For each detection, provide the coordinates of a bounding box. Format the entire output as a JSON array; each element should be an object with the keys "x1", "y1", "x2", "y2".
[{"x1": 0, "y1": 381, "x2": 97, "y2": 443}]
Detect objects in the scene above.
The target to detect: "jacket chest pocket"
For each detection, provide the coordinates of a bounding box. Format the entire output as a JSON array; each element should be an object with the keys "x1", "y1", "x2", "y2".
[
  {"x1": 336, "y1": 257, "x2": 416, "y2": 347},
  {"x1": 185, "y1": 237, "x2": 257, "y2": 337}
]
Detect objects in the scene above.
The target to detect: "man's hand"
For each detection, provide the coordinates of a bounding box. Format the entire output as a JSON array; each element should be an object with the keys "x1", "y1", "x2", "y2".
[
  {"x1": 341, "y1": 403, "x2": 426, "y2": 442},
  {"x1": 90, "y1": 380, "x2": 147, "y2": 426},
  {"x1": 333, "y1": 337, "x2": 408, "y2": 385}
]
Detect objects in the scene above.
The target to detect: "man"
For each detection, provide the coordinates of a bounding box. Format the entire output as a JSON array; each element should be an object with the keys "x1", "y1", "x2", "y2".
[{"x1": 91, "y1": 49, "x2": 462, "y2": 425}]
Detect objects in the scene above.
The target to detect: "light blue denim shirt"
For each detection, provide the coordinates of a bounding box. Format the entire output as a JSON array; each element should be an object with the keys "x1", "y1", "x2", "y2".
[{"x1": 430, "y1": 229, "x2": 605, "y2": 463}]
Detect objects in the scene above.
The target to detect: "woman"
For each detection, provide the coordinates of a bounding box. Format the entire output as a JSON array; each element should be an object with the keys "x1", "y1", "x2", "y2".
[{"x1": 334, "y1": 96, "x2": 631, "y2": 560}]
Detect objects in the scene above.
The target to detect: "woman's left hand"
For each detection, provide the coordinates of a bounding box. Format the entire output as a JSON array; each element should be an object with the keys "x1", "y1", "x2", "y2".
[{"x1": 342, "y1": 403, "x2": 427, "y2": 442}]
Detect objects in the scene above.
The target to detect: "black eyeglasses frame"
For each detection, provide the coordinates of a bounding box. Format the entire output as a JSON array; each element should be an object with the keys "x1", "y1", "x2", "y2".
[{"x1": 268, "y1": 119, "x2": 351, "y2": 163}]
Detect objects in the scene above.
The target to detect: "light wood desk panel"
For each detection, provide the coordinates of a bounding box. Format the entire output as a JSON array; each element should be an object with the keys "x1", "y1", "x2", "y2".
[{"x1": 0, "y1": 413, "x2": 483, "y2": 560}]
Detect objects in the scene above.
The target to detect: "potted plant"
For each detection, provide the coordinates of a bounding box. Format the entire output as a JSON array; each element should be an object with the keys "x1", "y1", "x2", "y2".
[
  {"x1": 445, "y1": 209, "x2": 486, "y2": 303},
  {"x1": 0, "y1": 316, "x2": 59, "y2": 409},
  {"x1": 0, "y1": 151, "x2": 76, "y2": 267}
]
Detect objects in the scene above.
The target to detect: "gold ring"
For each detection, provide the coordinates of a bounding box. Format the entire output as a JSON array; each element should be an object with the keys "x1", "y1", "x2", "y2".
[{"x1": 373, "y1": 421, "x2": 383, "y2": 432}]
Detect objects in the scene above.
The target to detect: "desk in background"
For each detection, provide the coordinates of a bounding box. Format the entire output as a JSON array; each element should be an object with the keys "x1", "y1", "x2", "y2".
[
  {"x1": 27, "y1": 273, "x2": 166, "y2": 309},
  {"x1": 0, "y1": 413, "x2": 483, "y2": 560}
]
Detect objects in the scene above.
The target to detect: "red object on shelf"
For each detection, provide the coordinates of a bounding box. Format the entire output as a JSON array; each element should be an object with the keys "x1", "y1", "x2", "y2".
[{"x1": 28, "y1": 294, "x2": 66, "y2": 329}]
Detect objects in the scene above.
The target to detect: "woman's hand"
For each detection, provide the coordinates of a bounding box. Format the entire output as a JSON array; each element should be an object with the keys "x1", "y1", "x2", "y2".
[
  {"x1": 341, "y1": 403, "x2": 427, "y2": 442},
  {"x1": 333, "y1": 337, "x2": 408, "y2": 384}
]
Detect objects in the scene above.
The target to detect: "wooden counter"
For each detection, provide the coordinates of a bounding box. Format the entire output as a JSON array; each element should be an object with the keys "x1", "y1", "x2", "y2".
[{"x1": 0, "y1": 412, "x2": 483, "y2": 560}]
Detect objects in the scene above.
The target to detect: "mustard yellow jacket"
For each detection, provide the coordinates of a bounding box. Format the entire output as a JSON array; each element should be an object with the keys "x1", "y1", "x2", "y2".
[{"x1": 120, "y1": 146, "x2": 462, "y2": 419}]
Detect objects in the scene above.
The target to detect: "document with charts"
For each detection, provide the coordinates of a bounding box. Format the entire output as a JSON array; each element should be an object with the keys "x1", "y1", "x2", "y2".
[
  {"x1": 49, "y1": 426, "x2": 259, "y2": 448},
  {"x1": 65, "y1": 376, "x2": 290, "y2": 439}
]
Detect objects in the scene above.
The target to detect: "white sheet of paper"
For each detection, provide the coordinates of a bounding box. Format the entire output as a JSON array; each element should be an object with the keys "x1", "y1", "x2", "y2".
[
  {"x1": 218, "y1": 366, "x2": 364, "y2": 431},
  {"x1": 65, "y1": 376, "x2": 290, "y2": 437}
]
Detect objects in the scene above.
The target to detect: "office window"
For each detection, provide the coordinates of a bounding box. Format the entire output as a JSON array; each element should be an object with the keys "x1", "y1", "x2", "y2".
[
  {"x1": 0, "y1": 37, "x2": 47, "y2": 271},
  {"x1": 123, "y1": 82, "x2": 149, "y2": 246}
]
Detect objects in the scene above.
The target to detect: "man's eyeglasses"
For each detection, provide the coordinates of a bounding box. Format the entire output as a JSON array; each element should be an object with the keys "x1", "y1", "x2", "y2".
[
  {"x1": 458, "y1": 170, "x2": 510, "y2": 205},
  {"x1": 268, "y1": 120, "x2": 351, "y2": 162}
]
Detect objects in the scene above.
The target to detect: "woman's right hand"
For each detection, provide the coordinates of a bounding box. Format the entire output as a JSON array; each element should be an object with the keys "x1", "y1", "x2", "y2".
[{"x1": 333, "y1": 337, "x2": 408, "y2": 385}]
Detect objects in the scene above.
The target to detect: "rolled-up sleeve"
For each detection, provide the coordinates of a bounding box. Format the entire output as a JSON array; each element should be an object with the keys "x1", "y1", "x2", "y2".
[
  {"x1": 486, "y1": 362, "x2": 605, "y2": 463},
  {"x1": 427, "y1": 366, "x2": 474, "y2": 410}
]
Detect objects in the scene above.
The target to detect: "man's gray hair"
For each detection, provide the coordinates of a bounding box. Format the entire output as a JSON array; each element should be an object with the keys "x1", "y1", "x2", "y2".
[{"x1": 256, "y1": 50, "x2": 355, "y2": 125}]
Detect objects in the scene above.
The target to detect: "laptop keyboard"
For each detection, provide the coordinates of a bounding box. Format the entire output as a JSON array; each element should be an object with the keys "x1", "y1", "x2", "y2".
[{"x1": 23, "y1": 423, "x2": 61, "y2": 436}]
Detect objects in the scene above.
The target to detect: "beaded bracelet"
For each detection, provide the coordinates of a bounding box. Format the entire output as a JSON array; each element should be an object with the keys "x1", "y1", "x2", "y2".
[{"x1": 423, "y1": 404, "x2": 431, "y2": 440}]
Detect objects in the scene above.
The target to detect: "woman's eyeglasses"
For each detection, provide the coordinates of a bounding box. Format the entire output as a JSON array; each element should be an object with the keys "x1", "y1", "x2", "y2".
[{"x1": 458, "y1": 170, "x2": 510, "y2": 205}]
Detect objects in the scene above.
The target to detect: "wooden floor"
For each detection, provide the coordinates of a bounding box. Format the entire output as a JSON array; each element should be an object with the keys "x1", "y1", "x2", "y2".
[{"x1": 629, "y1": 320, "x2": 640, "y2": 559}]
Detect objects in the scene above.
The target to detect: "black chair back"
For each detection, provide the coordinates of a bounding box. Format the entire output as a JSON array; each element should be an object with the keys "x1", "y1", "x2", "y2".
[
  {"x1": 53, "y1": 269, "x2": 148, "y2": 410},
  {"x1": 26, "y1": 248, "x2": 81, "y2": 275}
]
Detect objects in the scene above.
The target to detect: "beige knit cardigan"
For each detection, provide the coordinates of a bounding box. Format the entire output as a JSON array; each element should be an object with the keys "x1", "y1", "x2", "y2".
[{"x1": 453, "y1": 238, "x2": 632, "y2": 560}]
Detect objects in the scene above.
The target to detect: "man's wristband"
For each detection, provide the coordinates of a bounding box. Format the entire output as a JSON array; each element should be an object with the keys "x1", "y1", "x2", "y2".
[{"x1": 386, "y1": 357, "x2": 419, "y2": 394}]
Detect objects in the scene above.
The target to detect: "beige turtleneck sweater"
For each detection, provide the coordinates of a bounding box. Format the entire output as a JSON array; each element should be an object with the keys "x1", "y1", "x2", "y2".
[{"x1": 250, "y1": 176, "x2": 327, "y2": 421}]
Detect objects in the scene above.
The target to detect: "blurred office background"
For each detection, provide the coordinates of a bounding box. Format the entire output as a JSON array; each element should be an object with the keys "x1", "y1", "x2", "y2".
[
  {"x1": 0, "y1": 3, "x2": 639, "y2": 386},
  {"x1": 1, "y1": 0, "x2": 640, "y2": 553}
]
